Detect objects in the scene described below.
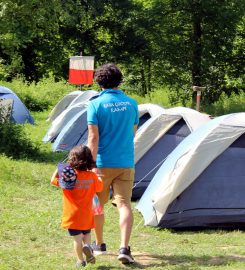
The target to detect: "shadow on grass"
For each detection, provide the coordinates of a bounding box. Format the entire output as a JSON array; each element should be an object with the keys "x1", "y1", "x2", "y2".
[
  {"x1": 116, "y1": 253, "x2": 245, "y2": 269},
  {"x1": 165, "y1": 228, "x2": 245, "y2": 234},
  {"x1": 31, "y1": 150, "x2": 68, "y2": 164},
  {"x1": 2, "y1": 149, "x2": 68, "y2": 165},
  {"x1": 96, "y1": 267, "x2": 122, "y2": 270}
]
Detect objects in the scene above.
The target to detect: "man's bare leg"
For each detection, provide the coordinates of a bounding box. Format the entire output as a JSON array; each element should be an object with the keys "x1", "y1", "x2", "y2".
[
  {"x1": 118, "y1": 203, "x2": 133, "y2": 248},
  {"x1": 94, "y1": 214, "x2": 105, "y2": 245}
]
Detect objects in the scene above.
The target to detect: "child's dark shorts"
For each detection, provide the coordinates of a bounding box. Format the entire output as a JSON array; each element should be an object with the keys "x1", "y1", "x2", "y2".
[{"x1": 68, "y1": 229, "x2": 91, "y2": 236}]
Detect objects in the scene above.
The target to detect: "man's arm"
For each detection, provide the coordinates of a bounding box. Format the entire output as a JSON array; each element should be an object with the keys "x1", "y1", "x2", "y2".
[
  {"x1": 87, "y1": 124, "x2": 99, "y2": 161},
  {"x1": 134, "y1": 125, "x2": 138, "y2": 137}
]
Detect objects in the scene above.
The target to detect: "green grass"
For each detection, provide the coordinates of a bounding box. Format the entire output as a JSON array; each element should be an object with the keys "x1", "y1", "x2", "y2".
[
  {"x1": 1, "y1": 107, "x2": 245, "y2": 270},
  {"x1": 0, "y1": 81, "x2": 245, "y2": 269}
]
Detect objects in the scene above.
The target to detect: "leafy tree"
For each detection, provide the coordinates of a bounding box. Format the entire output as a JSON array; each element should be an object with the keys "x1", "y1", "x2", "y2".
[
  {"x1": 0, "y1": 0, "x2": 62, "y2": 81},
  {"x1": 0, "y1": 0, "x2": 244, "y2": 105},
  {"x1": 140, "y1": 0, "x2": 245, "y2": 103},
  {"x1": 0, "y1": 0, "x2": 150, "y2": 84}
]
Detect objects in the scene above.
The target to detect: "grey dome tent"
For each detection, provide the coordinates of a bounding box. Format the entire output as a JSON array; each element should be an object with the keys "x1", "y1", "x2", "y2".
[
  {"x1": 0, "y1": 86, "x2": 34, "y2": 124},
  {"x1": 52, "y1": 108, "x2": 88, "y2": 152},
  {"x1": 42, "y1": 102, "x2": 87, "y2": 143},
  {"x1": 137, "y1": 103, "x2": 165, "y2": 128},
  {"x1": 47, "y1": 90, "x2": 82, "y2": 122},
  {"x1": 50, "y1": 103, "x2": 165, "y2": 152},
  {"x1": 136, "y1": 113, "x2": 245, "y2": 229},
  {"x1": 68, "y1": 90, "x2": 98, "y2": 107},
  {"x1": 47, "y1": 90, "x2": 98, "y2": 123},
  {"x1": 45, "y1": 90, "x2": 98, "y2": 150},
  {"x1": 132, "y1": 106, "x2": 210, "y2": 200}
]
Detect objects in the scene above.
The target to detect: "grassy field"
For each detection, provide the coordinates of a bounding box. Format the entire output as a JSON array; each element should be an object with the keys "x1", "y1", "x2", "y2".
[{"x1": 0, "y1": 83, "x2": 245, "y2": 269}]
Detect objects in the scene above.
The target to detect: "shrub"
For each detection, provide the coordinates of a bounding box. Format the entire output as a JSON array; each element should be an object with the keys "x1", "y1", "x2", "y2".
[
  {"x1": 20, "y1": 94, "x2": 49, "y2": 112},
  {"x1": 0, "y1": 121, "x2": 39, "y2": 159},
  {"x1": 203, "y1": 90, "x2": 245, "y2": 116},
  {"x1": 129, "y1": 87, "x2": 171, "y2": 108},
  {"x1": 0, "y1": 77, "x2": 78, "y2": 111}
]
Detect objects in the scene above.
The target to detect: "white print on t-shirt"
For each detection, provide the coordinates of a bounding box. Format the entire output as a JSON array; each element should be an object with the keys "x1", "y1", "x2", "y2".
[
  {"x1": 103, "y1": 101, "x2": 132, "y2": 113},
  {"x1": 103, "y1": 101, "x2": 131, "y2": 108},
  {"x1": 75, "y1": 179, "x2": 93, "y2": 189},
  {"x1": 111, "y1": 106, "x2": 127, "y2": 112}
]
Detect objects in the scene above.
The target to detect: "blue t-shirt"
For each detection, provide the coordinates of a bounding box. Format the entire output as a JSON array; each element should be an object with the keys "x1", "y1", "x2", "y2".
[{"x1": 87, "y1": 89, "x2": 139, "y2": 168}]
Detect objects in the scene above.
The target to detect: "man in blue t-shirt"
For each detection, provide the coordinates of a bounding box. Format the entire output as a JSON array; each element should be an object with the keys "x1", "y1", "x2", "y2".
[{"x1": 87, "y1": 63, "x2": 139, "y2": 264}]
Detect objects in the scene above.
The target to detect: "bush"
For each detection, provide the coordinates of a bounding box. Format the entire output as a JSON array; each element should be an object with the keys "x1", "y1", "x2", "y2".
[
  {"x1": 20, "y1": 94, "x2": 49, "y2": 112},
  {"x1": 0, "y1": 77, "x2": 79, "y2": 111},
  {"x1": 203, "y1": 90, "x2": 245, "y2": 116},
  {"x1": 0, "y1": 121, "x2": 39, "y2": 159},
  {"x1": 129, "y1": 87, "x2": 171, "y2": 108}
]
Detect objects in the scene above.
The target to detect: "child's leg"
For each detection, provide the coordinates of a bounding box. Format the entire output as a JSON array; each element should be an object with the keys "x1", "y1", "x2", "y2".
[
  {"x1": 82, "y1": 232, "x2": 95, "y2": 264},
  {"x1": 72, "y1": 233, "x2": 85, "y2": 263},
  {"x1": 83, "y1": 231, "x2": 91, "y2": 246}
]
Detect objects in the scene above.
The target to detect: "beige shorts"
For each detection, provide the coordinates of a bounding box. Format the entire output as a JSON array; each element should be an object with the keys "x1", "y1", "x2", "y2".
[{"x1": 96, "y1": 168, "x2": 135, "y2": 207}]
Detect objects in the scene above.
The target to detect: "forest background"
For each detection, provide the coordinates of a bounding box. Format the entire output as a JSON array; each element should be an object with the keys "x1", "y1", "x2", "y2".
[
  {"x1": 0, "y1": 0, "x2": 244, "y2": 109},
  {"x1": 0, "y1": 1, "x2": 245, "y2": 269}
]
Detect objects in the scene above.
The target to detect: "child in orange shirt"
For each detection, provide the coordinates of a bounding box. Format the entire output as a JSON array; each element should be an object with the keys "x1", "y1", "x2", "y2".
[{"x1": 51, "y1": 145, "x2": 103, "y2": 268}]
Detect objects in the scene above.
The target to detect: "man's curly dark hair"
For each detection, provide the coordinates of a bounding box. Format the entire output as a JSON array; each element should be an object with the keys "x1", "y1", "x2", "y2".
[
  {"x1": 94, "y1": 63, "x2": 123, "y2": 89},
  {"x1": 68, "y1": 144, "x2": 96, "y2": 171}
]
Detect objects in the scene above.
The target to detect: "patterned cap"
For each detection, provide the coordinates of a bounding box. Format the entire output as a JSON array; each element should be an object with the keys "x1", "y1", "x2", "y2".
[{"x1": 59, "y1": 165, "x2": 77, "y2": 190}]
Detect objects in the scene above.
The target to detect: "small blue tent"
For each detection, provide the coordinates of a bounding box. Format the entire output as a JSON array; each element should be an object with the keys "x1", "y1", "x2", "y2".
[{"x1": 0, "y1": 86, "x2": 34, "y2": 124}]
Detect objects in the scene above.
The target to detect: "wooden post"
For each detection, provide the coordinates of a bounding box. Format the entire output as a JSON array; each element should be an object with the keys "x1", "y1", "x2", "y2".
[
  {"x1": 192, "y1": 86, "x2": 206, "y2": 111},
  {"x1": 79, "y1": 52, "x2": 83, "y2": 91}
]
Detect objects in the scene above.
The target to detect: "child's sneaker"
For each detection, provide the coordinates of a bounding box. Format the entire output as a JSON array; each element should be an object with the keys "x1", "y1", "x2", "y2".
[
  {"x1": 75, "y1": 260, "x2": 86, "y2": 268},
  {"x1": 91, "y1": 241, "x2": 107, "y2": 255},
  {"x1": 82, "y1": 244, "x2": 96, "y2": 264},
  {"x1": 117, "y1": 246, "x2": 135, "y2": 264}
]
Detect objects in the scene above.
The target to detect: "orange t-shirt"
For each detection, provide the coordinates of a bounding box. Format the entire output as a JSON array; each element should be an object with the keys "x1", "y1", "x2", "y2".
[{"x1": 51, "y1": 169, "x2": 103, "y2": 230}]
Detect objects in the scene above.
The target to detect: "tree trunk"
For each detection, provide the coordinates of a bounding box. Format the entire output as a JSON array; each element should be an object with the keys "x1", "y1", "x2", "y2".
[
  {"x1": 192, "y1": 14, "x2": 202, "y2": 86},
  {"x1": 147, "y1": 57, "x2": 152, "y2": 93},
  {"x1": 21, "y1": 43, "x2": 38, "y2": 82},
  {"x1": 192, "y1": 4, "x2": 203, "y2": 106},
  {"x1": 140, "y1": 61, "x2": 147, "y2": 96}
]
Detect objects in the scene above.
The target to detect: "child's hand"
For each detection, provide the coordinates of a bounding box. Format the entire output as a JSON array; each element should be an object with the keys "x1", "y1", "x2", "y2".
[
  {"x1": 50, "y1": 169, "x2": 59, "y2": 186},
  {"x1": 92, "y1": 167, "x2": 100, "y2": 175}
]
